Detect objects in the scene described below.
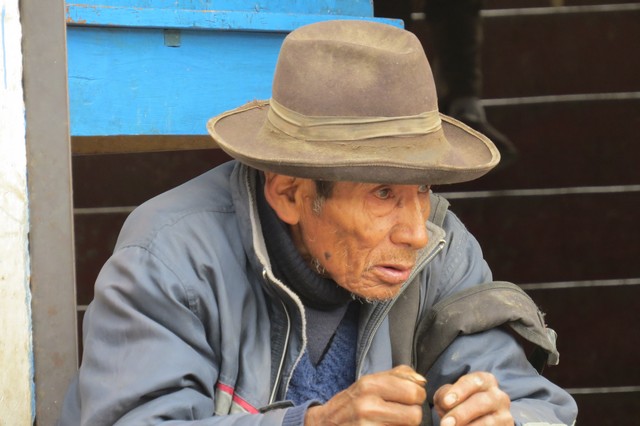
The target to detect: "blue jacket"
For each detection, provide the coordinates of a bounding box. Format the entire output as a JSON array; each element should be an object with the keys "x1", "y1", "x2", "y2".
[{"x1": 59, "y1": 161, "x2": 577, "y2": 425}]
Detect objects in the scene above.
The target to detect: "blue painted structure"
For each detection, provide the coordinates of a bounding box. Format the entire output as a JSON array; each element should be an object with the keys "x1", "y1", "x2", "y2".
[{"x1": 66, "y1": 1, "x2": 401, "y2": 136}]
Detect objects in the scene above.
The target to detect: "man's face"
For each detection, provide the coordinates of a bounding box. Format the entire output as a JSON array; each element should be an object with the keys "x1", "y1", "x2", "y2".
[{"x1": 290, "y1": 180, "x2": 431, "y2": 301}]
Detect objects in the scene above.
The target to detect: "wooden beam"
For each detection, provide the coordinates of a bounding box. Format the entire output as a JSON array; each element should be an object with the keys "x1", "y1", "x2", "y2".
[{"x1": 22, "y1": 0, "x2": 78, "y2": 423}]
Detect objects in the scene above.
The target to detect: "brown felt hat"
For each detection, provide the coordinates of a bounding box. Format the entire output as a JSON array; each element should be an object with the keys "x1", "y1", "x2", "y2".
[{"x1": 207, "y1": 19, "x2": 500, "y2": 184}]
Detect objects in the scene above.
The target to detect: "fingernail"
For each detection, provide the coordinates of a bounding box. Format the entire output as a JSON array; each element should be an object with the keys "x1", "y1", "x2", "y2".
[
  {"x1": 398, "y1": 372, "x2": 427, "y2": 386},
  {"x1": 444, "y1": 392, "x2": 457, "y2": 406},
  {"x1": 412, "y1": 374, "x2": 427, "y2": 386},
  {"x1": 441, "y1": 417, "x2": 456, "y2": 426}
]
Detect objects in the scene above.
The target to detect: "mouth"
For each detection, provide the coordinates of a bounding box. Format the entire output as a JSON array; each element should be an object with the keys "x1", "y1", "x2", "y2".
[{"x1": 373, "y1": 263, "x2": 414, "y2": 285}]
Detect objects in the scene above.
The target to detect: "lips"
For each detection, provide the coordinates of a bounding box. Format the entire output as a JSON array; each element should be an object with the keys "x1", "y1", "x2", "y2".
[{"x1": 374, "y1": 263, "x2": 413, "y2": 285}]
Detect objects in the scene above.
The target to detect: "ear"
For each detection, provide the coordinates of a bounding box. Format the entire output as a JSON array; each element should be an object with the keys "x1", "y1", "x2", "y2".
[{"x1": 263, "y1": 172, "x2": 305, "y2": 225}]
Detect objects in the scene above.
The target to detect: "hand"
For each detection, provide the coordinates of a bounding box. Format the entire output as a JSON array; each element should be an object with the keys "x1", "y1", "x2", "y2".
[
  {"x1": 433, "y1": 372, "x2": 513, "y2": 426},
  {"x1": 304, "y1": 365, "x2": 427, "y2": 425}
]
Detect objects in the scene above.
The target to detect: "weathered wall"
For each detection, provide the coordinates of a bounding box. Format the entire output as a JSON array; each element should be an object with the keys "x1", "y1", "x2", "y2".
[{"x1": 0, "y1": 0, "x2": 34, "y2": 424}]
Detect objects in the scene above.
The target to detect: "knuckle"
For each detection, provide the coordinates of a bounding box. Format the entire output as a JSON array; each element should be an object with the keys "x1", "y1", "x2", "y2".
[
  {"x1": 484, "y1": 414, "x2": 498, "y2": 426},
  {"x1": 393, "y1": 364, "x2": 412, "y2": 373},
  {"x1": 406, "y1": 404, "x2": 424, "y2": 425},
  {"x1": 450, "y1": 403, "x2": 471, "y2": 423},
  {"x1": 489, "y1": 386, "x2": 511, "y2": 407},
  {"x1": 484, "y1": 372, "x2": 499, "y2": 386},
  {"x1": 406, "y1": 382, "x2": 427, "y2": 402},
  {"x1": 477, "y1": 392, "x2": 495, "y2": 411},
  {"x1": 352, "y1": 397, "x2": 375, "y2": 418},
  {"x1": 356, "y1": 376, "x2": 377, "y2": 395},
  {"x1": 474, "y1": 371, "x2": 497, "y2": 386},
  {"x1": 496, "y1": 410, "x2": 515, "y2": 425},
  {"x1": 414, "y1": 385, "x2": 427, "y2": 402},
  {"x1": 462, "y1": 373, "x2": 481, "y2": 387}
]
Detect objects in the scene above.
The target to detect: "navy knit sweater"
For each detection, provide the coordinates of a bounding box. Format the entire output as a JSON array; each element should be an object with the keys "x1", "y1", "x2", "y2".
[{"x1": 286, "y1": 302, "x2": 359, "y2": 405}]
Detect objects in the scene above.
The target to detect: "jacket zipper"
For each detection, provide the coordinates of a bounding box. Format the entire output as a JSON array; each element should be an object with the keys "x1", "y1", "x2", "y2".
[
  {"x1": 263, "y1": 269, "x2": 293, "y2": 404},
  {"x1": 246, "y1": 167, "x2": 302, "y2": 405},
  {"x1": 355, "y1": 238, "x2": 446, "y2": 378},
  {"x1": 269, "y1": 299, "x2": 291, "y2": 404}
]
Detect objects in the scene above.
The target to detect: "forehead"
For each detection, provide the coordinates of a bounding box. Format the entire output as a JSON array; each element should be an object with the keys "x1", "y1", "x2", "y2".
[
  {"x1": 327, "y1": 180, "x2": 375, "y2": 195},
  {"x1": 329, "y1": 181, "x2": 425, "y2": 193}
]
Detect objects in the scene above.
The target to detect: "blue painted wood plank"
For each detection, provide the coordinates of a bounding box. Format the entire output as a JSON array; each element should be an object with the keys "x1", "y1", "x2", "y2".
[
  {"x1": 65, "y1": 2, "x2": 403, "y2": 136},
  {"x1": 67, "y1": 0, "x2": 376, "y2": 16},
  {"x1": 68, "y1": 26, "x2": 286, "y2": 135},
  {"x1": 66, "y1": 5, "x2": 400, "y2": 32}
]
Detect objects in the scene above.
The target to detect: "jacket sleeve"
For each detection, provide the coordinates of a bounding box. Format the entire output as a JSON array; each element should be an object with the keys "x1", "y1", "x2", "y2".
[
  {"x1": 422, "y1": 211, "x2": 578, "y2": 426},
  {"x1": 426, "y1": 329, "x2": 577, "y2": 426},
  {"x1": 59, "y1": 245, "x2": 286, "y2": 426}
]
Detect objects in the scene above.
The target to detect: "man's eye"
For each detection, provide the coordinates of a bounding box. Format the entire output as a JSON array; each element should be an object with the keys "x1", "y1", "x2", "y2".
[
  {"x1": 418, "y1": 184, "x2": 430, "y2": 193},
  {"x1": 375, "y1": 188, "x2": 392, "y2": 199}
]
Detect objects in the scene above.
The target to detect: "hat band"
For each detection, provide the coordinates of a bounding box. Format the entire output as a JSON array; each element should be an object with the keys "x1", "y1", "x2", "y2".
[{"x1": 267, "y1": 98, "x2": 442, "y2": 141}]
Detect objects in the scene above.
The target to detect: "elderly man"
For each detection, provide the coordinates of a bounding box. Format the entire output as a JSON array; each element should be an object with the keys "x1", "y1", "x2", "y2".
[{"x1": 59, "y1": 20, "x2": 577, "y2": 426}]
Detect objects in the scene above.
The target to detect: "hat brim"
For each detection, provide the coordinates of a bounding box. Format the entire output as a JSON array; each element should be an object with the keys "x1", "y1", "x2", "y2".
[{"x1": 207, "y1": 100, "x2": 500, "y2": 185}]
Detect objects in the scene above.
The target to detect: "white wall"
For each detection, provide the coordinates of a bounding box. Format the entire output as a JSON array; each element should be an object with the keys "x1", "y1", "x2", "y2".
[{"x1": 0, "y1": 0, "x2": 34, "y2": 424}]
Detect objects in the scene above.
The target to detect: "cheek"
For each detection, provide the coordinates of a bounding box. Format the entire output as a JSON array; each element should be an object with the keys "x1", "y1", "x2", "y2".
[
  {"x1": 306, "y1": 209, "x2": 390, "y2": 270},
  {"x1": 328, "y1": 228, "x2": 385, "y2": 273},
  {"x1": 303, "y1": 218, "x2": 345, "y2": 262},
  {"x1": 351, "y1": 219, "x2": 394, "y2": 254}
]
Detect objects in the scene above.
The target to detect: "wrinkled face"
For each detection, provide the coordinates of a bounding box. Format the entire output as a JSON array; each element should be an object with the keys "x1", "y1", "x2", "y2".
[{"x1": 290, "y1": 180, "x2": 431, "y2": 301}]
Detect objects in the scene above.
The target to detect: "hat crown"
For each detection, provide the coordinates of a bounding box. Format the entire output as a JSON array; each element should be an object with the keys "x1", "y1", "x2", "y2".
[
  {"x1": 207, "y1": 20, "x2": 499, "y2": 185},
  {"x1": 271, "y1": 20, "x2": 438, "y2": 118}
]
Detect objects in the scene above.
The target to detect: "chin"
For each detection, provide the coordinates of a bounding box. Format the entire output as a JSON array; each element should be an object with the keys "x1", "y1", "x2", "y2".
[{"x1": 352, "y1": 286, "x2": 401, "y2": 303}]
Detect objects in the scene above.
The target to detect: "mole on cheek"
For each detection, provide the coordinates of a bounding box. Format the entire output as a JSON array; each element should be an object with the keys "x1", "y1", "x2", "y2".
[{"x1": 324, "y1": 252, "x2": 332, "y2": 260}]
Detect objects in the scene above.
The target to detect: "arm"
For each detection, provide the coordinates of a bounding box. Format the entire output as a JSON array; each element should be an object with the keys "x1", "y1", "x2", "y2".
[
  {"x1": 422, "y1": 212, "x2": 577, "y2": 425},
  {"x1": 69, "y1": 246, "x2": 283, "y2": 426},
  {"x1": 427, "y1": 329, "x2": 577, "y2": 426}
]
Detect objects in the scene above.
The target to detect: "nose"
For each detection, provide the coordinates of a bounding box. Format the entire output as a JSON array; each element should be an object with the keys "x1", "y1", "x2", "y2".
[{"x1": 390, "y1": 196, "x2": 429, "y2": 250}]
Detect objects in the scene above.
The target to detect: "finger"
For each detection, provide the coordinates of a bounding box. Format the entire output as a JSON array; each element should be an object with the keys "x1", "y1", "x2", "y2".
[
  {"x1": 351, "y1": 398, "x2": 424, "y2": 425},
  {"x1": 313, "y1": 390, "x2": 425, "y2": 426},
  {"x1": 433, "y1": 384, "x2": 453, "y2": 418},
  {"x1": 434, "y1": 372, "x2": 497, "y2": 411},
  {"x1": 439, "y1": 386, "x2": 511, "y2": 426},
  {"x1": 465, "y1": 409, "x2": 514, "y2": 426},
  {"x1": 354, "y1": 370, "x2": 427, "y2": 406},
  {"x1": 389, "y1": 364, "x2": 428, "y2": 386}
]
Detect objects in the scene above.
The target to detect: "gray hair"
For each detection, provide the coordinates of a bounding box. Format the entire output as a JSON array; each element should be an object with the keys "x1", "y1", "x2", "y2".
[{"x1": 312, "y1": 180, "x2": 335, "y2": 214}]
